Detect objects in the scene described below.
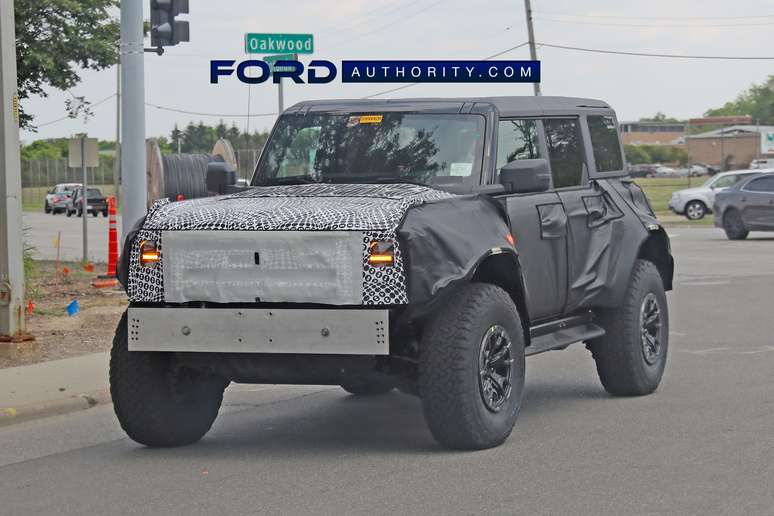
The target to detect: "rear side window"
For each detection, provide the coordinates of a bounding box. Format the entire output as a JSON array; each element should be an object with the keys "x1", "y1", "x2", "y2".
[
  {"x1": 496, "y1": 119, "x2": 541, "y2": 170},
  {"x1": 543, "y1": 118, "x2": 585, "y2": 188},
  {"x1": 588, "y1": 115, "x2": 623, "y2": 172},
  {"x1": 745, "y1": 176, "x2": 774, "y2": 193}
]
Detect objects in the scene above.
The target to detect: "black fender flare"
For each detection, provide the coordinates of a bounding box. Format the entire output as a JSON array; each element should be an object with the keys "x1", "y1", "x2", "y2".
[
  {"x1": 469, "y1": 248, "x2": 532, "y2": 347},
  {"x1": 638, "y1": 226, "x2": 674, "y2": 291}
]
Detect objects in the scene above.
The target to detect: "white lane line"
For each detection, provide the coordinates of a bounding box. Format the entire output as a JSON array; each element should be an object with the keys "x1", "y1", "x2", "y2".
[{"x1": 677, "y1": 281, "x2": 730, "y2": 286}]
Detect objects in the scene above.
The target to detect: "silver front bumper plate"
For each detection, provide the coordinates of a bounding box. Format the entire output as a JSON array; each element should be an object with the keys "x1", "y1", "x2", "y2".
[{"x1": 127, "y1": 307, "x2": 389, "y2": 355}]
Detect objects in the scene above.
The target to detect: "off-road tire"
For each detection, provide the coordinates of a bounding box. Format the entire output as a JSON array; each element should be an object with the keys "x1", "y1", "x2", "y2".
[
  {"x1": 419, "y1": 283, "x2": 525, "y2": 450},
  {"x1": 723, "y1": 209, "x2": 748, "y2": 240},
  {"x1": 110, "y1": 311, "x2": 228, "y2": 447},
  {"x1": 340, "y1": 377, "x2": 393, "y2": 396},
  {"x1": 589, "y1": 259, "x2": 668, "y2": 396},
  {"x1": 684, "y1": 200, "x2": 706, "y2": 220}
]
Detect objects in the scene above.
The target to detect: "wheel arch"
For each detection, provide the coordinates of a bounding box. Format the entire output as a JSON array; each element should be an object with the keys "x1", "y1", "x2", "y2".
[
  {"x1": 469, "y1": 249, "x2": 531, "y2": 347},
  {"x1": 638, "y1": 228, "x2": 674, "y2": 291}
]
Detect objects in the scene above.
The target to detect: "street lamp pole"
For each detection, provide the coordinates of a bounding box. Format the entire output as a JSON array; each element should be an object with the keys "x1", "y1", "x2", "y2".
[{"x1": 120, "y1": 0, "x2": 147, "y2": 242}]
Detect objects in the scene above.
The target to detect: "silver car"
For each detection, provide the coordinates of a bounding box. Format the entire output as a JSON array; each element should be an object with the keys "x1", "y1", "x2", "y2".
[
  {"x1": 44, "y1": 183, "x2": 81, "y2": 214},
  {"x1": 668, "y1": 170, "x2": 766, "y2": 220}
]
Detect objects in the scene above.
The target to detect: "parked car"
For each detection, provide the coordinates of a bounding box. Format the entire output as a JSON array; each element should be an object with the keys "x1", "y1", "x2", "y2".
[
  {"x1": 44, "y1": 183, "x2": 81, "y2": 214},
  {"x1": 749, "y1": 158, "x2": 774, "y2": 169},
  {"x1": 688, "y1": 164, "x2": 719, "y2": 177},
  {"x1": 714, "y1": 172, "x2": 774, "y2": 239},
  {"x1": 654, "y1": 165, "x2": 677, "y2": 177},
  {"x1": 628, "y1": 164, "x2": 658, "y2": 178},
  {"x1": 111, "y1": 96, "x2": 673, "y2": 451},
  {"x1": 66, "y1": 187, "x2": 108, "y2": 217},
  {"x1": 668, "y1": 169, "x2": 766, "y2": 220}
]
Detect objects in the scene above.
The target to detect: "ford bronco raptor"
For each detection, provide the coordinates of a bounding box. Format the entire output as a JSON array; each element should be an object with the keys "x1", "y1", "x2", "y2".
[{"x1": 112, "y1": 96, "x2": 673, "y2": 450}]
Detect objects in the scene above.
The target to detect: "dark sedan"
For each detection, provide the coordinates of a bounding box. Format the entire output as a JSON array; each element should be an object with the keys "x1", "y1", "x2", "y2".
[
  {"x1": 714, "y1": 172, "x2": 774, "y2": 239},
  {"x1": 66, "y1": 187, "x2": 109, "y2": 217}
]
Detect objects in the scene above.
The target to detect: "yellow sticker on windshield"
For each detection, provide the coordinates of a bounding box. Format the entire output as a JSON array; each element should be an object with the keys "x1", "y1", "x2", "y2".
[{"x1": 359, "y1": 115, "x2": 383, "y2": 124}]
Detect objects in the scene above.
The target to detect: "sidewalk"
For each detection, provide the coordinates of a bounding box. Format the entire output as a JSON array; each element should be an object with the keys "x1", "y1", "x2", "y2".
[{"x1": 0, "y1": 352, "x2": 111, "y2": 426}]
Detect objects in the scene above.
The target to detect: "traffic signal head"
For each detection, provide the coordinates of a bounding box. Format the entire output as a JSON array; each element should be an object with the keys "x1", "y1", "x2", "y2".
[{"x1": 150, "y1": 0, "x2": 190, "y2": 47}]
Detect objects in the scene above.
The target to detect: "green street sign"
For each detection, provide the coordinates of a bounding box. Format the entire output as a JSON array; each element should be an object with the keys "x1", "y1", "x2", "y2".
[
  {"x1": 263, "y1": 53, "x2": 297, "y2": 73},
  {"x1": 245, "y1": 33, "x2": 313, "y2": 54}
]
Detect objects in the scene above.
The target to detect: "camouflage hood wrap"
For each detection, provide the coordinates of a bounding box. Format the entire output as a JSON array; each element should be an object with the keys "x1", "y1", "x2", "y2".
[{"x1": 124, "y1": 183, "x2": 454, "y2": 306}]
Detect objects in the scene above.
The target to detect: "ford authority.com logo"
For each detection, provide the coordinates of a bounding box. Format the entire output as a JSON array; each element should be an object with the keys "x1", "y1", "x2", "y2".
[{"x1": 210, "y1": 59, "x2": 540, "y2": 85}]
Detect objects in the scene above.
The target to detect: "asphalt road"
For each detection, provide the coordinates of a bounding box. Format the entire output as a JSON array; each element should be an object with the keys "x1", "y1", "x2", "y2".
[
  {"x1": 2, "y1": 227, "x2": 774, "y2": 515},
  {"x1": 23, "y1": 211, "x2": 120, "y2": 264}
]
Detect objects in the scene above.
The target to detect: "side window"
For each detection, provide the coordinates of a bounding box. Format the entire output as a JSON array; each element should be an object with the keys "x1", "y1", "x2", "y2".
[
  {"x1": 713, "y1": 175, "x2": 740, "y2": 189},
  {"x1": 587, "y1": 115, "x2": 623, "y2": 172},
  {"x1": 543, "y1": 118, "x2": 586, "y2": 188},
  {"x1": 745, "y1": 176, "x2": 774, "y2": 193},
  {"x1": 496, "y1": 119, "x2": 541, "y2": 170}
]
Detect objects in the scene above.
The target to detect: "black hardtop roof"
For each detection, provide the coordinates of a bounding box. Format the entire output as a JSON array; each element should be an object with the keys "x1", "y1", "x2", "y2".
[{"x1": 286, "y1": 96, "x2": 613, "y2": 118}]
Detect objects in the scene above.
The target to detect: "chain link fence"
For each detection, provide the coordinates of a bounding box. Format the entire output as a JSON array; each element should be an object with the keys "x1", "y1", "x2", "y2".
[
  {"x1": 22, "y1": 149, "x2": 263, "y2": 210},
  {"x1": 21, "y1": 157, "x2": 117, "y2": 210}
]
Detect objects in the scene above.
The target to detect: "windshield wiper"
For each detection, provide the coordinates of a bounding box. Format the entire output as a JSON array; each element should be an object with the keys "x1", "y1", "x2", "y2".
[{"x1": 336, "y1": 176, "x2": 427, "y2": 187}]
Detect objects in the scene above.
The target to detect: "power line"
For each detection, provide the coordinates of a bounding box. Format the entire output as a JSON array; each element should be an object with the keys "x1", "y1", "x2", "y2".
[
  {"x1": 537, "y1": 42, "x2": 774, "y2": 60},
  {"x1": 535, "y1": 16, "x2": 774, "y2": 29},
  {"x1": 145, "y1": 102, "x2": 277, "y2": 118},
  {"x1": 533, "y1": 10, "x2": 774, "y2": 21},
  {"x1": 35, "y1": 93, "x2": 117, "y2": 128},
  {"x1": 362, "y1": 42, "x2": 531, "y2": 99}
]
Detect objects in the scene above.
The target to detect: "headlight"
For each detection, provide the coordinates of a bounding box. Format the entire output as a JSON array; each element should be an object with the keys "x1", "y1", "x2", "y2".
[
  {"x1": 367, "y1": 240, "x2": 394, "y2": 267},
  {"x1": 139, "y1": 240, "x2": 161, "y2": 266}
]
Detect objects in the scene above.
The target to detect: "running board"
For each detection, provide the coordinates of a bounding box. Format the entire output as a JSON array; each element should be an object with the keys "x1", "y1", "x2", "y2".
[{"x1": 526, "y1": 312, "x2": 605, "y2": 357}]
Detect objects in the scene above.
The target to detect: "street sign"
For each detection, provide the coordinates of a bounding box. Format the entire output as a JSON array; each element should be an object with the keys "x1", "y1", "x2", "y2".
[
  {"x1": 263, "y1": 53, "x2": 297, "y2": 73},
  {"x1": 68, "y1": 137, "x2": 99, "y2": 168},
  {"x1": 245, "y1": 33, "x2": 313, "y2": 54}
]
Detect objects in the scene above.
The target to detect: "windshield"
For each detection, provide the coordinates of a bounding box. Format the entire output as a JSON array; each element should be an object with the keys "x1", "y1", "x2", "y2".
[{"x1": 253, "y1": 113, "x2": 486, "y2": 187}]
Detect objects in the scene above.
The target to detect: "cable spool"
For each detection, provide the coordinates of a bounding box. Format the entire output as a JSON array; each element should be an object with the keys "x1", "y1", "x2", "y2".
[{"x1": 145, "y1": 138, "x2": 238, "y2": 208}]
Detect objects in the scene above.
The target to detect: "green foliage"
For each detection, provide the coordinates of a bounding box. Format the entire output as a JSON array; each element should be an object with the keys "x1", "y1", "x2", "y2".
[
  {"x1": 639, "y1": 112, "x2": 681, "y2": 123},
  {"x1": 19, "y1": 139, "x2": 68, "y2": 160},
  {"x1": 14, "y1": 0, "x2": 120, "y2": 130},
  {"x1": 704, "y1": 75, "x2": 774, "y2": 125},
  {"x1": 624, "y1": 144, "x2": 689, "y2": 165},
  {"x1": 168, "y1": 121, "x2": 270, "y2": 154}
]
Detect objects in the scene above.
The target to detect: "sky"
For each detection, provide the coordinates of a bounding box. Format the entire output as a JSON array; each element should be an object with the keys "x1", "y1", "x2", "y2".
[{"x1": 18, "y1": 0, "x2": 774, "y2": 144}]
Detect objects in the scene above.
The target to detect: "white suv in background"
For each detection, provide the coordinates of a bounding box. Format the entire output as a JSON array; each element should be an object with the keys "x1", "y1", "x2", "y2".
[{"x1": 668, "y1": 170, "x2": 768, "y2": 220}]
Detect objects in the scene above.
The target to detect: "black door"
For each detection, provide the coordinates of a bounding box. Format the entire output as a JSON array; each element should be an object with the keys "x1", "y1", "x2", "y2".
[{"x1": 497, "y1": 118, "x2": 569, "y2": 320}]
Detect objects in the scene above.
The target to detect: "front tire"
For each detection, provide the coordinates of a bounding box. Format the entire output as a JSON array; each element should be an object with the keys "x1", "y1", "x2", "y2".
[
  {"x1": 684, "y1": 200, "x2": 706, "y2": 220},
  {"x1": 419, "y1": 283, "x2": 525, "y2": 450},
  {"x1": 723, "y1": 209, "x2": 748, "y2": 240},
  {"x1": 589, "y1": 260, "x2": 668, "y2": 396},
  {"x1": 110, "y1": 311, "x2": 228, "y2": 447}
]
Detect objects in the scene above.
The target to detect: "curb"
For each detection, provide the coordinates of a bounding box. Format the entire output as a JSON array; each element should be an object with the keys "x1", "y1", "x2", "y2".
[{"x1": 0, "y1": 388, "x2": 111, "y2": 427}]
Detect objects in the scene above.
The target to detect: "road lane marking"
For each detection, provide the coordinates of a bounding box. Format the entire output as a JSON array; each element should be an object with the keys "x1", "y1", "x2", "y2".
[{"x1": 678, "y1": 346, "x2": 774, "y2": 355}]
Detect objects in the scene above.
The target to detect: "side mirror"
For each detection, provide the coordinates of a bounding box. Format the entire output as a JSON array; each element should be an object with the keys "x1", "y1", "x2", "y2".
[
  {"x1": 206, "y1": 161, "x2": 237, "y2": 195},
  {"x1": 499, "y1": 158, "x2": 551, "y2": 194}
]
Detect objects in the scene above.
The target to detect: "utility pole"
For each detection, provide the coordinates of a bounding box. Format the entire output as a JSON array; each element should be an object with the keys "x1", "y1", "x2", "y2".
[
  {"x1": 0, "y1": 0, "x2": 28, "y2": 339},
  {"x1": 523, "y1": 0, "x2": 541, "y2": 96},
  {"x1": 81, "y1": 137, "x2": 89, "y2": 262},
  {"x1": 113, "y1": 59, "x2": 121, "y2": 211},
  {"x1": 120, "y1": 0, "x2": 147, "y2": 241},
  {"x1": 278, "y1": 78, "x2": 284, "y2": 114}
]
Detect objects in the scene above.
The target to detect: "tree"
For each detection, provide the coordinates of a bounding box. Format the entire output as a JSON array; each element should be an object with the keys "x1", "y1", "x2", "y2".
[
  {"x1": 639, "y1": 112, "x2": 680, "y2": 123},
  {"x1": 705, "y1": 75, "x2": 774, "y2": 125},
  {"x1": 14, "y1": 0, "x2": 120, "y2": 130}
]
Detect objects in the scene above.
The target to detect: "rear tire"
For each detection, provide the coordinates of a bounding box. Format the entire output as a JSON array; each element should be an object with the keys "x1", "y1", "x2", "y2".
[
  {"x1": 419, "y1": 283, "x2": 525, "y2": 450},
  {"x1": 589, "y1": 259, "x2": 668, "y2": 396},
  {"x1": 723, "y1": 209, "x2": 748, "y2": 240},
  {"x1": 66, "y1": 209, "x2": 73, "y2": 217},
  {"x1": 44, "y1": 201, "x2": 51, "y2": 214},
  {"x1": 91, "y1": 210, "x2": 98, "y2": 217},
  {"x1": 110, "y1": 311, "x2": 228, "y2": 447}
]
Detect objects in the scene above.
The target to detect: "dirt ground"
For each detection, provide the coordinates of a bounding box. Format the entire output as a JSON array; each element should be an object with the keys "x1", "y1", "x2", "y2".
[{"x1": 0, "y1": 261, "x2": 127, "y2": 369}]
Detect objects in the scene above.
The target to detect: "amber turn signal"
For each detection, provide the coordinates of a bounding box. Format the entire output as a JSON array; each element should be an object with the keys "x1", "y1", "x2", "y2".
[
  {"x1": 368, "y1": 240, "x2": 394, "y2": 267},
  {"x1": 139, "y1": 240, "x2": 161, "y2": 266}
]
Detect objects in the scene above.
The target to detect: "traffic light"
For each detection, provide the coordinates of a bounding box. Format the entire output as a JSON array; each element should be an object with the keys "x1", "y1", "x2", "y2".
[{"x1": 150, "y1": 0, "x2": 190, "y2": 48}]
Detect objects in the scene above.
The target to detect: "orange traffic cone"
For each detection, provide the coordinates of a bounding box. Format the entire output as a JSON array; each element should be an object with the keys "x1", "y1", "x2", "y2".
[{"x1": 93, "y1": 196, "x2": 119, "y2": 289}]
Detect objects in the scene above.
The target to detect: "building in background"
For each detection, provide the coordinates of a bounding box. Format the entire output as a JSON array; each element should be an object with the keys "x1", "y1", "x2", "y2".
[
  {"x1": 620, "y1": 121, "x2": 686, "y2": 146},
  {"x1": 685, "y1": 125, "x2": 774, "y2": 170}
]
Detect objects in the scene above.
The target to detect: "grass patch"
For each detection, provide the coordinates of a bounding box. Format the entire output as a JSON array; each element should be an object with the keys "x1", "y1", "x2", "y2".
[{"x1": 634, "y1": 176, "x2": 707, "y2": 213}]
